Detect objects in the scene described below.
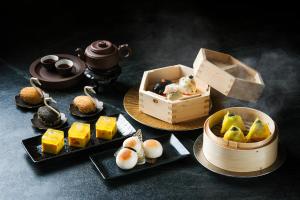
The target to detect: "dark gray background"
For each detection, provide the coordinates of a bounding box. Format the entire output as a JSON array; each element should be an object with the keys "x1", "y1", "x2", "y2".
[{"x1": 1, "y1": 1, "x2": 300, "y2": 199}]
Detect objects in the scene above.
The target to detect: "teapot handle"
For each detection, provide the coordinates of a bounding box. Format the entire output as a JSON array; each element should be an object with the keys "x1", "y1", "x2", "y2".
[
  {"x1": 118, "y1": 44, "x2": 132, "y2": 58},
  {"x1": 75, "y1": 48, "x2": 85, "y2": 61}
]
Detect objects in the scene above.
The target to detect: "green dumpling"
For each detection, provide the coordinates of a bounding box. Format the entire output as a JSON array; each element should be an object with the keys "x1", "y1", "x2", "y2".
[
  {"x1": 220, "y1": 112, "x2": 246, "y2": 135},
  {"x1": 223, "y1": 126, "x2": 246, "y2": 142}
]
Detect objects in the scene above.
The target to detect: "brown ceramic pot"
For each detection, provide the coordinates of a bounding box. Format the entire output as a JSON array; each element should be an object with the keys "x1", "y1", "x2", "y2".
[{"x1": 76, "y1": 40, "x2": 131, "y2": 71}]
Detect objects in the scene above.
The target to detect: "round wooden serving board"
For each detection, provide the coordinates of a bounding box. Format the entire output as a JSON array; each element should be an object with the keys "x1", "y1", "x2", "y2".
[{"x1": 123, "y1": 87, "x2": 207, "y2": 131}]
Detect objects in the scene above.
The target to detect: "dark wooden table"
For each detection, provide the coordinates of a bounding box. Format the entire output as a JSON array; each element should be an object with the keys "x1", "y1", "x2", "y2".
[{"x1": 1, "y1": 1, "x2": 300, "y2": 199}]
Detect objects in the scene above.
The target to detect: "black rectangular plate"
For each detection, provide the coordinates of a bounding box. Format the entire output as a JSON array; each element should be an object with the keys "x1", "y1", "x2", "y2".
[
  {"x1": 89, "y1": 134, "x2": 190, "y2": 180},
  {"x1": 22, "y1": 114, "x2": 134, "y2": 164}
]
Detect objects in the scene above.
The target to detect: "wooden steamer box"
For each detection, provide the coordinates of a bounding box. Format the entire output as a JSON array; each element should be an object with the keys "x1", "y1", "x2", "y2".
[
  {"x1": 139, "y1": 65, "x2": 210, "y2": 124},
  {"x1": 193, "y1": 48, "x2": 264, "y2": 102}
]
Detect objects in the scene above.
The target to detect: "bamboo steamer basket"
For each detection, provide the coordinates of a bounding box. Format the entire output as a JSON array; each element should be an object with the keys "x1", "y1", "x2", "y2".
[{"x1": 202, "y1": 107, "x2": 278, "y2": 172}]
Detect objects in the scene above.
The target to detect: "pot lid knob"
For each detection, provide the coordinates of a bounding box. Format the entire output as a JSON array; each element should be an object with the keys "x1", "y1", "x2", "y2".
[
  {"x1": 90, "y1": 40, "x2": 115, "y2": 55},
  {"x1": 98, "y1": 41, "x2": 108, "y2": 48}
]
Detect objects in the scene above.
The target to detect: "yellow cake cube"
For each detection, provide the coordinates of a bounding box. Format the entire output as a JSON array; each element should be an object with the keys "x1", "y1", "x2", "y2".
[
  {"x1": 42, "y1": 129, "x2": 64, "y2": 154},
  {"x1": 96, "y1": 116, "x2": 117, "y2": 140},
  {"x1": 68, "y1": 122, "x2": 90, "y2": 148}
]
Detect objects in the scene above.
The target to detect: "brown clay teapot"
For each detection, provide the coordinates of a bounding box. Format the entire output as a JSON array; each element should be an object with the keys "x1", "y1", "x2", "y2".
[{"x1": 76, "y1": 40, "x2": 131, "y2": 71}]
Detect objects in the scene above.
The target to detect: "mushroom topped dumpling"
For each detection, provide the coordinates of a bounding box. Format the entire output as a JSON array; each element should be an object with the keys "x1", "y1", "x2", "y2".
[
  {"x1": 246, "y1": 118, "x2": 271, "y2": 142},
  {"x1": 223, "y1": 126, "x2": 246, "y2": 143},
  {"x1": 73, "y1": 96, "x2": 96, "y2": 114},
  {"x1": 220, "y1": 112, "x2": 246, "y2": 135}
]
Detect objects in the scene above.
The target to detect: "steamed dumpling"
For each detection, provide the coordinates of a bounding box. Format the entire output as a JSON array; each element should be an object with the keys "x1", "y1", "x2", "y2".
[
  {"x1": 123, "y1": 136, "x2": 145, "y2": 165},
  {"x1": 223, "y1": 126, "x2": 246, "y2": 142},
  {"x1": 116, "y1": 148, "x2": 138, "y2": 170},
  {"x1": 220, "y1": 112, "x2": 246, "y2": 135},
  {"x1": 178, "y1": 75, "x2": 197, "y2": 95},
  {"x1": 163, "y1": 83, "x2": 182, "y2": 100},
  {"x1": 123, "y1": 136, "x2": 142, "y2": 152},
  {"x1": 246, "y1": 118, "x2": 271, "y2": 142},
  {"x1": 143, "y1": 139, "x2": 163, "y2": 159}
]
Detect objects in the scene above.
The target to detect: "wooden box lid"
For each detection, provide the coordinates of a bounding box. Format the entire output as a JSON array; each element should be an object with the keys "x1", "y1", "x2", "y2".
[{"x1": 193, "y1": 48, "x2": 264, "y2": 102}]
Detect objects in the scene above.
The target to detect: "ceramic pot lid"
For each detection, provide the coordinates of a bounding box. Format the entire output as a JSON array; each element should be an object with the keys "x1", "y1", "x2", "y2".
[
  {"x1": 86, "y1": 40, "x2": 117, "y2": 58},
  {"x1": 86, "y1": 40, "x2": 117, "y2": 57}
]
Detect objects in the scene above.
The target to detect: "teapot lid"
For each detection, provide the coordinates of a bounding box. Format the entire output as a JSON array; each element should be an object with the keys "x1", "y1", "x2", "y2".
[{"x1": 88, "y1": 40, "x2": 116, "y2": 55}]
